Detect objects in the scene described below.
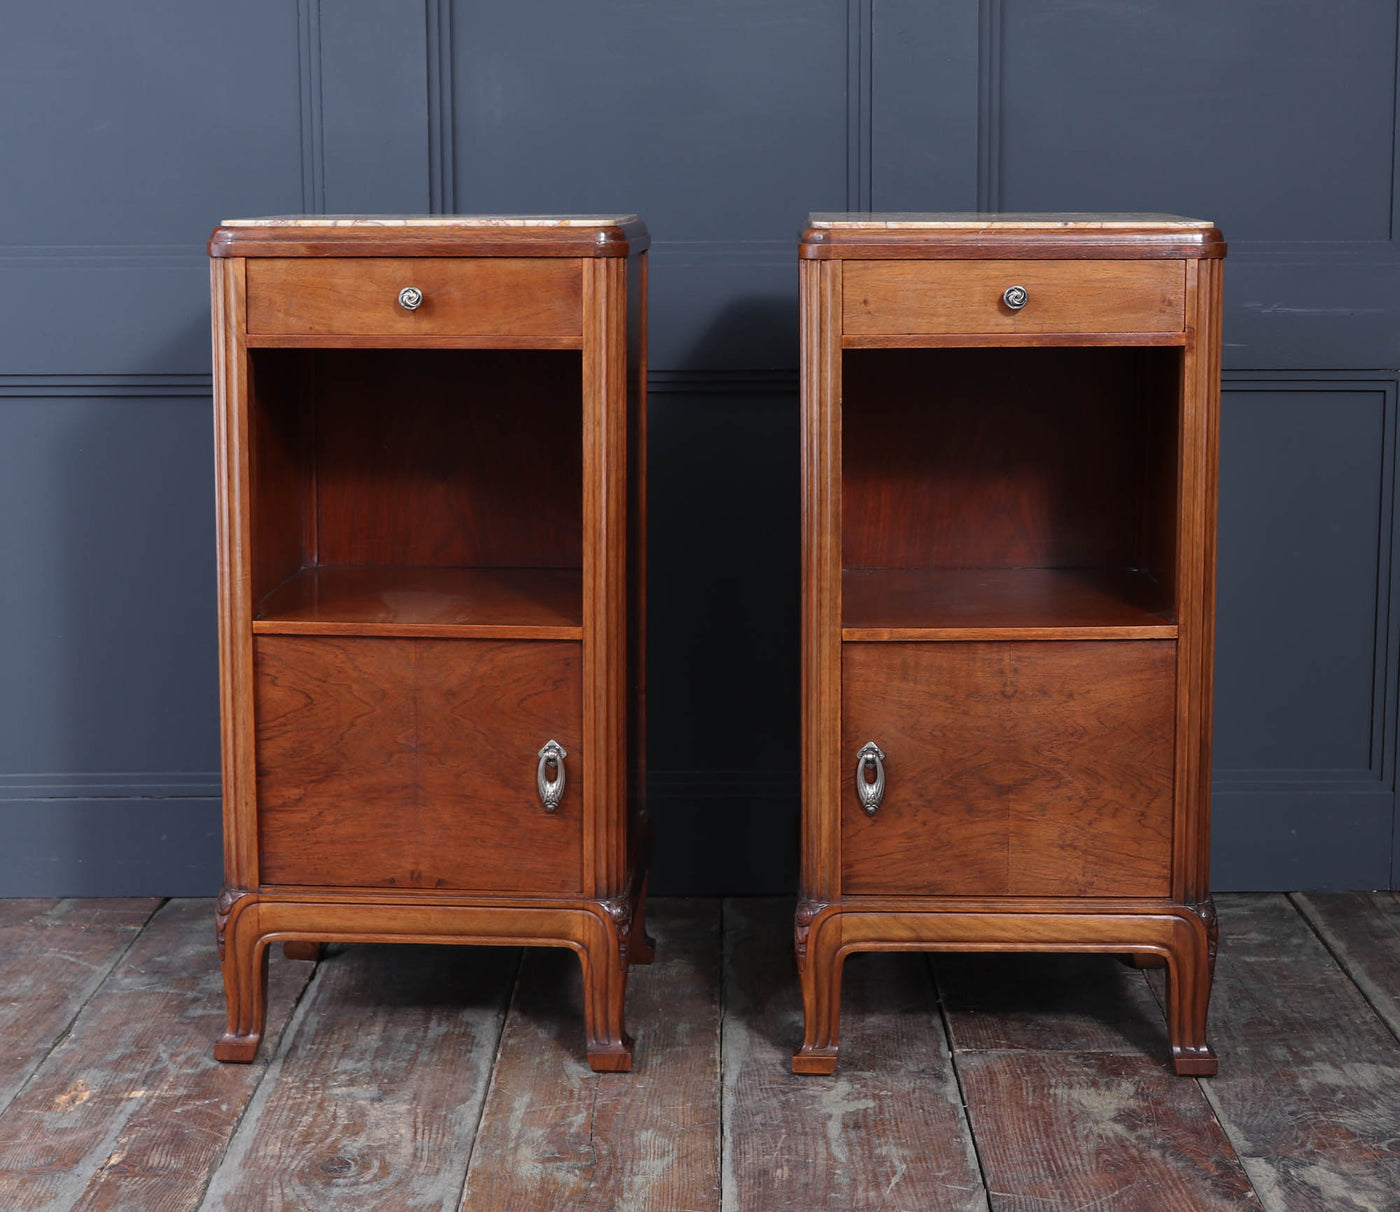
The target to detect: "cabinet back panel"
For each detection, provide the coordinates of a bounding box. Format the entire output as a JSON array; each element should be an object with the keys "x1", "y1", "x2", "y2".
[
  {"x1": 255, "y1": 635, "x2": 583, "y2": 892},
  {"x1": 841, "y1": 347, "x2": 1179, "y2": 578},
  {"x1": 248, "y1": 348, "x2": 583, "y2": 573},
  {"x1": 841, "y1": 640, "x2": 1176, "y2": 897}
]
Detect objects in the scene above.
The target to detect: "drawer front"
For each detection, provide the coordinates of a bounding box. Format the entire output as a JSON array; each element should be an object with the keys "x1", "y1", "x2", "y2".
[
  {"x1": 245, "y1": 257, "x2": 582, "y2": 338},
  {"x1": 841, "y1": 641, "x2": 1175, "y2": 897},
  {"x1": 843, "y1": 260, "x2": 1185, "y2": 336},
  {"x1": 255, "y1": 636, "x2": 583, "y2": 892}
]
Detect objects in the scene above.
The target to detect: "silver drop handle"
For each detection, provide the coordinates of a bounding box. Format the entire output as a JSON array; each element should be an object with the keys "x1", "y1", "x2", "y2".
[{"x1": 537, "y1": 740, "x2": 567, "y2": 812}]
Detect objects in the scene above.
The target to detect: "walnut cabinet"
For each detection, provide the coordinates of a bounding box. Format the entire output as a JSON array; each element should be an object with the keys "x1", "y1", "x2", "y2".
[
  {"x1": 794, "y1": 214, "x2": 1226, "y2": 1076},
  {"x1": 210, "y1": 216, "x2": 651, "y2": 1072}
]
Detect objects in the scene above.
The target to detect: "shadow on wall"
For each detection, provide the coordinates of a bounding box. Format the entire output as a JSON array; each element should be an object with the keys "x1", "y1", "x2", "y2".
[{"x1": 646, "y1": 293, "x2": 803, "y2": 896}]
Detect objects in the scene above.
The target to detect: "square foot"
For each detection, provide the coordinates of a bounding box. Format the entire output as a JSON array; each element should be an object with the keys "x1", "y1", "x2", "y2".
[
  {"x1": 792, "y1": 1050, "x2": 838, "y2": 1075},
  {"x1": 214, "y1": 1033, "x2": 261, "y2": 1063}
]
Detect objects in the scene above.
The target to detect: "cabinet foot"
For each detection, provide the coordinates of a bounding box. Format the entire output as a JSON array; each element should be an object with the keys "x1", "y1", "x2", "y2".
[
  {"x1": 282, "y1": 940, "x2": 323, "y2": 962},
  {"x1": 792, "y1": 1049, "x2": 839, "y2": 1075},
  {"x1": 214, "y1": 1032, "x2": 262, "y2": 1063},
  {"x1": 792, "y1": 901, "x2": 844, "y2": 1074},
  {"x1": 581, "y1": 896, "x2": 637, "y2": 1072},
  {"x1": 215, "y1": 889, "x2": 268, "y2": 1064},
  {"x1": 1171, "y1": 1044, "x2": 1218, "y2": 1076}
]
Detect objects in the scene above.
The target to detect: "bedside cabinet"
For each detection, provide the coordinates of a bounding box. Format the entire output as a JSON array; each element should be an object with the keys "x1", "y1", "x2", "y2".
[
  {"x1": 794, "y1": 213, "x2": 1226, "y2": 1076},
  {"x1": 209, "y1": 216, "x2": 651, "y2": 1072}
]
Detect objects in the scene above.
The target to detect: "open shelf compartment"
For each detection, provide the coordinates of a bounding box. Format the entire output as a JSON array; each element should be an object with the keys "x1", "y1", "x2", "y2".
[
  {"x1": 841, "y1": 345, "x2": 1181, "y2": 640},
  {"x1": 248, "y1": 347, "x2": 582, "y2": 639}
]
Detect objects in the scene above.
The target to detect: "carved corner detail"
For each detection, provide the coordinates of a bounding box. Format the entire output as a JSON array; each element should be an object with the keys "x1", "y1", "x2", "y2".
[
  {"x1": 794, "y1": 899, "x2": 829, "y2": 972},
  {"x1": 599, "y1": 896, "x2": 633, "y2": 967},
  {"x1": 215, "y1": 886, "x2": 251, "y2": 961},
  {"x1": 1188, "y1": 896, "x2": 1219, "y2": 976}
]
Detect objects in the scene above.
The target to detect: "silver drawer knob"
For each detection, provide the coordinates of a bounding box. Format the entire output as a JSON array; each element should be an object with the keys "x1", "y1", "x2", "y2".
[
  {"x1": 1003, "y1": 284, "x2": 1029, "y2": 310},
  {"x1": 398, "y1": 286, "x2": 424, "y2": 311}
]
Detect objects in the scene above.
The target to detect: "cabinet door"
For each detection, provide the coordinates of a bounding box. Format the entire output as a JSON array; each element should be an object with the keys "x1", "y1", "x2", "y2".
[
  {"x1": 255, "y1": 636, "x2": 583, "y2": 892},
  {"x1": 841, "y1": 641, "x2": 1175, "y2": 897}
]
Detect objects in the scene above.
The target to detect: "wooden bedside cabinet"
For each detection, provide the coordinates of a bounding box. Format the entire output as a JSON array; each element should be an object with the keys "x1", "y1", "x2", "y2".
[
  {"x1": 794, "y1": 213, "x2": 1226, "y2": 1076},
  {"x1": 209, "y1": 216, "x2": 651, "y2": 1072}
]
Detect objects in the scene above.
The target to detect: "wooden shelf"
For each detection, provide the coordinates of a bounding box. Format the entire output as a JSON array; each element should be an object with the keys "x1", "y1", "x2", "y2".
[
  {"x1": 841, "y1": 567, "x2": 1176, "y2": 641},
  {"x1": 254, "y1": 565, "x2": 583, "y2": 639}
]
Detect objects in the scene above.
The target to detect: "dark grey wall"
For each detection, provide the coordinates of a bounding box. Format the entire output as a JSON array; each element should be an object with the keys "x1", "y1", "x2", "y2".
[{"x1": 2, "y1": 1, "x2": 1397, "y2": 895}]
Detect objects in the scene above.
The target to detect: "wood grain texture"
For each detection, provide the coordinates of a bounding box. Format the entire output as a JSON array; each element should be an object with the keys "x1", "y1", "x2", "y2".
[
  {"x1": 203, "y1": 943, "x2": 515, "y2": 1211},
  {"x1": 799, "y1": 258, "x2": 843, "y2": 903},
  {"x1": 841, "y1": 641, "x2": 1176, "y2": 897},
  {"x1": 246, "y1": 258, "x2": 582, "y2": 338},
  {"x1": 1293, "y1": 892, "x2": 1400, "y2": 1039},
  {"x1": 841, "y1": 346, "x2": 1181, "y2": 576},
  {"x1": 1174, "y1": 895, "x2": 1400, "y2": 1209},
  {"x1": 726, "y1": 899, "x2": 985, "y2": 1211},
  {"x1": 0, "y1": 900, "x2": 313, "y2": 1211},
  {"x1": 958, "y1": 1052, "x2": 1259, "y2": 1212},
  {"x1": 582, "y1": 256, "x2": 631, "y2": 899},
  {"x1": 255, "y1": 565, "x2": 583, "y2": 638},
  {"x1": 460, "y1": 900, "x2": 720, "y2": 1212},
  {"x1": 843, "y1": 259, "x2": 1185, "y2": 336},
  {"x1": 255, "y1": 636, "x2": 584, "y2": 892},
  {"x1": 304, "y1": 348, "x2": 583, "y2": 570},
  {"x1": 842, "y1": 566, "x2": 1175, "y2": 639},
  {"x1": 0, "y1": 900, "x2": 159, "y2": 1116}
]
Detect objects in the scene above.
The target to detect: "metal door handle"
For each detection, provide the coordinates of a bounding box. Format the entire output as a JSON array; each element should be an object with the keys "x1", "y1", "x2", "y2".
[
  {"x1": 855, "y1": 741, "x2": 885, "y2": 815},
  {"x1": 537, "y1": 740, "x2": 567, "y2": 812}
]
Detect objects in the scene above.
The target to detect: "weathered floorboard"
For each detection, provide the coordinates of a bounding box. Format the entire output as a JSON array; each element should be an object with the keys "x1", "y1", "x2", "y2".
[
  {"x1": 1292, "y1": 891, "x2": 1400, "y2": 1042},
  {"x1": 0, "y1": 899, "x2": 160, "y2": 1117},
  {"x1": 940, "y1": 950, "x2": 1260, "y2": 1210},
  {"x1": 0, "y1": 898, "x2": 314, "y2": 1212},
  {"x1": 723, "y1": 899, "x2": 986, "y2": 1212},
  {"x1": 460, "y1": 900, "x2": 722, "y2": 1212},
  {"x1": 956, "y1": 1052, "x2": 1260, "y2": 1211},
  {"x1": 201, "y1": 942, "x2": 516, "y2": 1212},
  {"x1": 1161, "y1": 894, "x2": 1400, "y2": 1211}
]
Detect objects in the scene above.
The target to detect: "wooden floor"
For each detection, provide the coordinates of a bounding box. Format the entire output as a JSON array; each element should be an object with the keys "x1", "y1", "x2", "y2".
[{"x1": 0, "y1": 896, "x2": 1398, "y2": 1211}]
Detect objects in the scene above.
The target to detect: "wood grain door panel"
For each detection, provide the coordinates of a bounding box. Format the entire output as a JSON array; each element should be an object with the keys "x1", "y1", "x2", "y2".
[
  {"x1": 246, "y1": 258, "x2": 582, "y2": 339},
  {"x1": 255, "y1": 636, "x2": 583, "y2": 892},
  {"x1": 841, "y1": 641, "x2": 1176, "y2": 897},
  {"x1": 843, "y1": 260, "x2": 1185, "y2": 336}
]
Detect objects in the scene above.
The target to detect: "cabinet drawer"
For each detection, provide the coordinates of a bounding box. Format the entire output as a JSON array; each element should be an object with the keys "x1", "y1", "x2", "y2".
[
  {"x1": 842, "y1": 260, "x2": 1184, "y2": 336},
  {"x1": 255, "y1": 636, "x2": 583, "y2": 892},
  {"x1": 841, "y1": 641, "x2": 1175, "y2": 897},
  {"x1": 245, "y1": 258, "x2": 582, "y2": 339}
]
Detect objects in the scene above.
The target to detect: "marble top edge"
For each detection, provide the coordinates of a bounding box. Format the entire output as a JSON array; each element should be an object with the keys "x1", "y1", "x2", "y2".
[
  {"x1": 220, "y1": 215, "x2": 640, "y2": 228},
  {"x1": 808, "y1": 212, "x2": 1215, "y2": 230}
]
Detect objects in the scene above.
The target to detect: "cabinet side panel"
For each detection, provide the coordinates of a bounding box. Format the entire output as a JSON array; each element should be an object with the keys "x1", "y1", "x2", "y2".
[
  {"x1": 801, "y1": 259, "x2": 843, "y2": 900},
  {"x1": 583, "y1": 258, "x2": 630, "y2": 897},
  {"x1": 213, "y1": 257, "x2": 259, "y2": 890},
  {"x1": 627, "y1": 252, "x2": 648, "y2": 843},
  {"x1": 1174, "y1": 258, "x2": 1218, "y2": 904}
]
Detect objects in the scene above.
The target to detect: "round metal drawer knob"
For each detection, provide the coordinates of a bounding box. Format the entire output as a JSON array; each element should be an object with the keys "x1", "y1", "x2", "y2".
[
  {"x1": 1003, "y1": 284, "x2": 1029, "y2": 311},
  {"x1": 398, "y1": 286, "x2": 424, "y2": 311}
]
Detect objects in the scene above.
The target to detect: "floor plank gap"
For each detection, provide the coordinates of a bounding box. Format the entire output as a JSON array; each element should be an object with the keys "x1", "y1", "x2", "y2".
[{"x1": 929, "y1": 955, "x2": 995, "y2": 1212}]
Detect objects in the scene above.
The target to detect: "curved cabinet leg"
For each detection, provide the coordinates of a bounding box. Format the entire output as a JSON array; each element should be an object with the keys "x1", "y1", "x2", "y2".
[
  {"x1": 580, "y1": 908, "x2": 634, "y2": 1073},
  {"x1": 792, "y1": 904, "x2": 843, "y2": 1074},
  {"x1": 1166, "y1": 904, "x2": 1218, "y2": 1076},
  {"x1": 628, "y1": 874, "x2": 656, "y2": 966},
  {"x1": 214, "y1": 894, "x2": 268, "y2": 1063},
  {"x1": 282, "y1": 940, "x2": 323, "y2": 963}
]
